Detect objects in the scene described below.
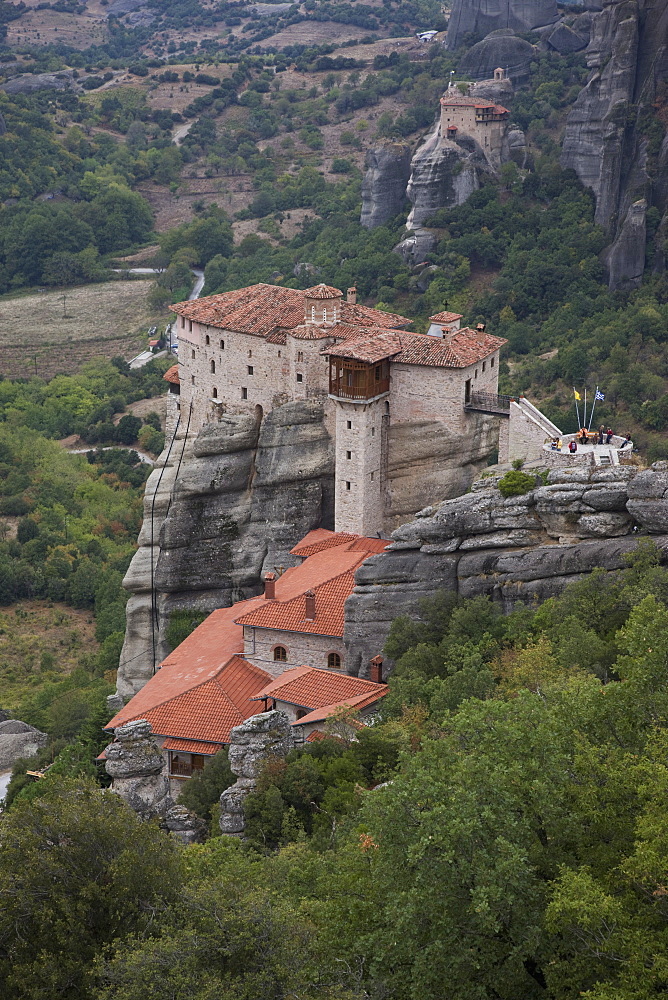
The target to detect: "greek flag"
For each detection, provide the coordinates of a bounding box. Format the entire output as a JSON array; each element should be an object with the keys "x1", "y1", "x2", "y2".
[{"x1": 595, "y1": 390, "x2": 605, "y2": 401}]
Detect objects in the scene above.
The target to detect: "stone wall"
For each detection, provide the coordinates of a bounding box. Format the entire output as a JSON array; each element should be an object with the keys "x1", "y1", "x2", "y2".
[
  {"x1": 243, "y1": 624, "x2": 347, "y2": 677},
  {"x1": 334, "y1": 395, "x2": 386, "y2": 535},
  {"x1": 344, "y1": 465, "x2": 668, "y2": 676}
]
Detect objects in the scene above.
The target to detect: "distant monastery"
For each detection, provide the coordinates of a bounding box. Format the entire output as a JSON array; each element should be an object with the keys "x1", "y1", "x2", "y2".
[{"x1": 167, "y1": 282, "x2": 506, "y2": 537}]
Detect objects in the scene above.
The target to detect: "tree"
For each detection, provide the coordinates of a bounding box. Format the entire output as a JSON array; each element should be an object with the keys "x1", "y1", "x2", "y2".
[
  {"x1": 0, "y1": 777, "x2": 181, "y2": 1000},
  {"x1": 114, "y1": 414, "x2": 142, "y2": 444}
]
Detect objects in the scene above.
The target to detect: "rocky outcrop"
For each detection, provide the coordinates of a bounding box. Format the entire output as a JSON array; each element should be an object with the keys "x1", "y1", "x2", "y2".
[
  {"x1": 0, "y1": 719, "x2": 47, "y2": 771},
  {"x1": 561, "y1": 0, "x2": 668, "y2": 289},
  {"x1": 360, "y1": 141, "x2": 412, "y2": 229},
  {"x1": 406, "y1": 126, "x2": 490, "y2": 228},
  {"x1": 601, "y1": 197, "x2": 647, "y2": 290},
  {"x1": 105, "y1": 719, "x2": 173, "y2": 820},
  {"x1": 116, "y1": 401, "x2": 334, "y2": 703},
  {"x1": 546, "y1": 22, "x2": 588, "y2": 53},
  {"x1": 219, "y1": 711, "x2": 294, "y2": 836},
  {"x1": 393, "y1": 228, "x2": 438, "y2": 266},
  {"x1": 458, "y1": 30, "x2": 536, "y2": 85},
  {"x1": 445, "y1": 0, "x2": 558, "y2": 49},
  {"x1": 0, "y1": 71, "x2": 80, "y2": 95},
  {"x1": 344, "y1": 465, "x2": 668, "y2": 675},
  {"x1": 104, "y1": 719, "x2": 205, "y2": 842}
]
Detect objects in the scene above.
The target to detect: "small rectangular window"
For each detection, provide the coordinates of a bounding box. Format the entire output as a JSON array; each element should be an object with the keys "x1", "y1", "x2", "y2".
[
  {"x1": 220, "y1": 339, "x2": 224, "y2": 350},
  {"x1": 188, "y1": 320, "x2": 192, "y2": 333},
  {"x1": 191, "y1": 350, "x2": 195, "y2": 360},
  {"x1": 371, "y1": 427, "x2": 375, "y2": 436},
  {"x1": 475, "y1": 369, "x2": 478, "y2": 379},
  {"x1": 180, "y1": 317, "x2": 185, "y2": 329},
  {"x1": 370, "y1": 471, "x2": 374, "y2": 481},
  {"x1": 346, "y1": 420, "x2": 352, "y2": 430},
  {"x1": 482, "y1": 361, "x2": 486, "y2": 372},
  {"x1": 297, "y1": 351, "x2": 304, "y2": 362},
  {"x1": 248, "y1": 365, "x2": 254, "y2": 375},
  {"x1": 491, "y1": 356, "x2": 495, "y2": 368},
  {"x1": 296, "y1": 373, "x2": 303, "y2": 383},
  {"x1": 346, "y1": 450, "x2": 351, "y2": 460},
  {"x1": 345, "y1": 481, "x2": 351, "y2": 491},
  {"x1": 191, "y1": 375, "x2": 195, "y2": 385},
  {"x1": 241, "y1": 387, "x2": 247, "y2": 400}
]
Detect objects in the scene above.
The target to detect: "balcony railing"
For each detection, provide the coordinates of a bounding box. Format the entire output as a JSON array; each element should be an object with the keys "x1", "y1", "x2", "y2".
[{"x1": 465, "y1": 392, "x2": 515, "y2": 415}]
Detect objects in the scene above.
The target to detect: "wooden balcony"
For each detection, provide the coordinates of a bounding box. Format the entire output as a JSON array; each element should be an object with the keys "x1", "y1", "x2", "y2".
[
  {"x1": 329, "y1": 360, "x2": 390, "y2": 401},
  {"x1": 169, "y1": 752, "x2": 206, "y2": 777}
]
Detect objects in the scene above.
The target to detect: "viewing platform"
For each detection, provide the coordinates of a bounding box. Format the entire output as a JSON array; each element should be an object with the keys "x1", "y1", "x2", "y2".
[
  {"x1": 464, "y1": 391, "x2": 516, "y2": 415},
  {"x1": 542, "y1": 433, "x2": 634, "y2": 468}
]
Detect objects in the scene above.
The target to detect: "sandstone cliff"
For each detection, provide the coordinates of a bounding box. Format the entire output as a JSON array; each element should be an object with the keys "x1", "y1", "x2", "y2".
[
  {"x1": 561, "y1": 0, "x2": 668, "y2": 289},
  {"x1": 344, "y1": 465, "x2": 668, "y2": 676},
  {"x1": 406, "y1": 126, "x2": 494, "y2": 228},
  {"x1": 360, "y1": 141, "x2": 412, "y2": 229},
  {"x1": 116, "y1": 401, "x2": 334, "y2": 702},
  {"x1": 445, "y1": 0, "x2": 558, "y2": 49}
]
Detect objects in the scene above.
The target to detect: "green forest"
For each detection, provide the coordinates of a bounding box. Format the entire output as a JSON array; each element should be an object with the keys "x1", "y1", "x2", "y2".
[{"x1": 3, "y1": 544, "x2": 668, "y2": 999}]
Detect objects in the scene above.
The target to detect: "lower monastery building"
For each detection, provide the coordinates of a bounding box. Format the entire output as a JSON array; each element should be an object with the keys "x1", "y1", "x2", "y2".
[{"x1": 166, "y1": 282, "x2": 506, "y2": 537}]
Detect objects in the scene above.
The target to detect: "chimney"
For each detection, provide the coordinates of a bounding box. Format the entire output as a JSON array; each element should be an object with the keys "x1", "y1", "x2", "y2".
[
  {"x1": 475, "y1": 322, "x2": 486, "y2": 345},
  {"x1": 441, "y1": 327, "x2": 456, "y2": 345},
  {"x1": 304, "y1": 589, "x2": 316, "y2": 620},
  {"x1": 370, "y1": 655, "x2": 384, "y2": 684},
  {"x1": 264, "y1": 572, "x2": 276, "y2": 600},
  {"x1": 347, "y1": 286, "x2": 357, "y2": 305}
]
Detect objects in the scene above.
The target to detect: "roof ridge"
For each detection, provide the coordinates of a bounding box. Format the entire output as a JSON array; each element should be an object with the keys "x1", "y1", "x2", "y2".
[{"x1": 106, "y1": 664, "x2": 235, "y2": 730}]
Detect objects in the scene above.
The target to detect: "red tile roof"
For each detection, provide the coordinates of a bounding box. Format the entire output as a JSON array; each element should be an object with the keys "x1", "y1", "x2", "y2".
[
  {"x1": 293, "y1": 688, "x2": 388, "y2": 725},
  {"x1": 163, "y1": 364, "x2": 180, "y2": 384},
  {"x1": 430, "y1": 311, "x2": 463, "y2": 323},
  {"x1": 170, "y1": 284, "x2": 410, "y2": 338},
  {"x1": 251, "y1": 665, "x2": 386, "y2": 711},
  {"x1": 324, "y1": 328, "x2": 506, "y2": 368},
  {"x1": 107, "y1": 656, "x2": 273, "y2": 744},
  {"x1": 162, "y1": 738, "x2": 223, "y2": 754},
  {"x1": 235, "y1": 569, "x2": 358, "y2": 637},
  {"x1": 290, "y1": 530, "x2": 389, "y2": 558},
  {"x1": 304, "y1": 283, "x2": 342, "y2": 299},
  {"x1": 105, "y1": 530, "x2": 385, "y2": 742}
]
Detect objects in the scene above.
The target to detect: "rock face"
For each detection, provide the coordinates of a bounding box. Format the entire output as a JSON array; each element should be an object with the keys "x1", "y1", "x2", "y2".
[
  {"x1": 458, "y1": 30, "x2": 536, "y2": 84},
  {"x1": 104, "y1": 719, "x2": 205, "y2": 842},
  {"x1": 561, "y1": 0, "x2": 668, "y2": 288},
  {"x1": 601, "y1": 197, "x2": 647, "y2": 290},
  {"x1": 104, "y1": 719, "x2": 173, "y2": 820},
  {"x1": 360, "y1": 141, "x2": 412, "y2": 229},
  {"x1": 0, "y1": 71, "x2": 79, "y2": 95},
  {"x1": 445, "y1": 0, "x2": 558, "y2": 49},
  {"x1": 0, "y1": 719, "x2": 47, "y2": 771},
  {"x1": 219, "y1": 711, "x2": 294, "y2": 836},
  {"x1": 116, "y1": 401, "x2": 334, "y2": 702},
  {"x1": 546, "y1": 21, "x2": 588, "y2": 53},
  {"x1": 406, "y1": 126, "x2": 491, "y2": 228},
  {"x1": 344, "y1": 465, "x2": 668, "y2": 675}
]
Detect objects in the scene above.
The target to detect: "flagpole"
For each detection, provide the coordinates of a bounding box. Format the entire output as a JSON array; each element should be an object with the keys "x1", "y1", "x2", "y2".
[
  {"x1": 573, "y1": 388, "x2": 581, "y2": 430},
  {"x1": 588, "y1": 385, "x2": 598, "y2": 432},
  {"x1": 583, "y1": 387, "x2": 587, "y2": 431}
]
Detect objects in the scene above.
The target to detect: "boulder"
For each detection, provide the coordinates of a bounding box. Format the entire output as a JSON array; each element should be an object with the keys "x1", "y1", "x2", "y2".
[
  {"x1": 406, "y1": 127, "x2": 484, "y2": 228},
  {"x1": 164, "y1": 804, "x2": 207, "y2": 844},
  {"x1": 393, "y1": 228, "x2": 438, "y2": 266},
  {"x1": 458, "y1": 31, "x2": 536, "y2": 85},
  {"x1": 219, "y1": 711, "x2": 294, "y2": 836},
  {"x1": 1, "y1": 71, "x2": 79, "y2": 95},
  {"x1": 104, "y1": 720, "x2": 172, "y2": 820},
  {"x1": 547, "y1": 21, "x2": 588, "y2": 53},
  {"x1": 0, "y1": 720, "x2": 48, "y2": 771},
  {"x1": 445, "y1": 0, "x2": 558, "y2": 49},
  {"x1": 360, "y1": 141, "x2": 412, "y2": 229}
]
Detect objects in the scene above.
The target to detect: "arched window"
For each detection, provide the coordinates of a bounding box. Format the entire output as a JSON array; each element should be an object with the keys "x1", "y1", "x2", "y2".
[
  {"x1": 205, "y1": 335, "x2": 210, "y2": 345},
  {"x1": 212, "y1": 387, "x2": 217, "y2": 398},
  {"x1": 327, "y1": 652, "x2": 341, "y2": 669},
  {"x1": 296, "y1": 708, "x2": 308, "y2": 720},
  {"x1": 273, "y1": 646, "x2": 287, "y2": 662},
  {"x1": 210, "y1": 360, "x2": 216, "y2": 374}
]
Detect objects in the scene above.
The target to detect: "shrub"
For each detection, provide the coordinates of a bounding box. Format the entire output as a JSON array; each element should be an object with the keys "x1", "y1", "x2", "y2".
[{"x1": 498, "y1": 470, "x2": 537, "y2": 498}]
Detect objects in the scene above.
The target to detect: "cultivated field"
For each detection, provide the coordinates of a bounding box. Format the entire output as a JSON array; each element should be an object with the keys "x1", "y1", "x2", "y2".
[
  {"x1": 6, "y1": 8, "x2": 107, "y2": 49},
  {"x1": 0, "y1": 280, "x2": 162, "y2": 378}
]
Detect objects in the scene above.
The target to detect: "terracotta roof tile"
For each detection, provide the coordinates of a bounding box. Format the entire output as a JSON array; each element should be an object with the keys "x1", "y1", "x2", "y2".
[
  {"x1": 293, "y1": 688, "x2": 388, "y2": 725},
  {"x1": 170, "y1": 284, "x2": 410, "y2": 338},
  {"x1": 290, "y1": 530, "x2": 389, "y2": 558},
  {"x1": 324, "y1": 328, "x2": 505, "y2": 368},
  {"x1": 429, "y1": 311, "x2": 463, "y2": 323},
  {"x1": 162, "y1": 738, "x2": 224, "y2": 754},
  {"x1": 304, "y1": 283, "x2": 343, "y2": 299},
  {"x1": 235, "y1": 569, "x2": 359, "y2": 636},
  {"x1": 163, "y1": 364, "x2": 180, "y2": 384},
  {"x1": 251, "y1": 665, "x2": 386, "y2": 710}
]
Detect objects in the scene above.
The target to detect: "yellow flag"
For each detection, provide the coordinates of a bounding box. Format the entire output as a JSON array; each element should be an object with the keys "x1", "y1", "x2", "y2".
[{"x1": 574, "y1": 390, "x2": 581, "y2": 401}]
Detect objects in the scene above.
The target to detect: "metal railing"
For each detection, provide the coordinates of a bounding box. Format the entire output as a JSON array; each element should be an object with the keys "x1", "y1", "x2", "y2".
[{"x1": 465, "y1": 391, "x2": 515, "y2": 414}]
